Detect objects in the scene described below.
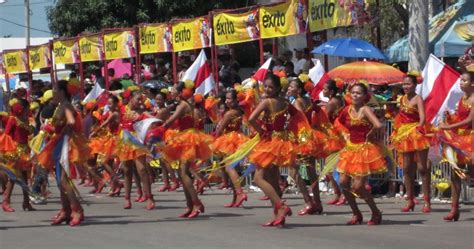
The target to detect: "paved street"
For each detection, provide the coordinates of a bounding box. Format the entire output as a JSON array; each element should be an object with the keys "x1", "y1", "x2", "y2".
[{"x1": 1, "y1": 183, "x2": 473, "y2": 249}]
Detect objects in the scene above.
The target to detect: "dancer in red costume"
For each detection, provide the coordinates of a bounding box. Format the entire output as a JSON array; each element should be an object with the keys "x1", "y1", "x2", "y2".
[
  {"x1": 88, "y1": 96, "x2": 123, "y2": 196},
  {"x1": 438, "y1": 71, "x2": 474, "y2": 221},
  {"x1": 286, "y1": 78, "x2": 323, "y2": 215},
  {"x1": 321, "y1": 79, "x2": 347, "y2": 206},
  {"x1": 336, "y1": 83, "x2": 386, "y2": 225},
  {"x1": 391, "y1": 74, "x2": 432, "y2": 213},
  {"x1": 247, "y1": 74, "x2": 305, "y2": 227},
  {"x1": 212, "y1": 89, "x2": 249, "y2": 207},
  {"x1": 0, "y1": 99, "x2": 36, "y2": 212},
  {"x1": 37, "y1": 80, "x2": 91, "y2": 226},
  {"x1": 162, "y1": 82, "x2": 213, "y2": 218},
  {"x1": 117, "y1": 91, "x2": 155, "y2": 210}
]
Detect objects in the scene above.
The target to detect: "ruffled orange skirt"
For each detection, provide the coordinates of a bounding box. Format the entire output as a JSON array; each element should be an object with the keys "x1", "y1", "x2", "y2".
[
  {"x1": 337, "y1": 141, "x2": 387, "y2": 177},
  {"x1": 162, "y1": 129, "x2": 214, "y2": 163},
  {"x1": 115, "y1": 132, "x2": 148, "y2": 162},
  {"x1": 322, "y1": 127, "x2": 345, "y2": 155},
  {"x1": 298, "y1": 129, "x2": 328, "y2": 159},
  {"x1": 249, "y1": 133, "x2": 297, "y2": 168},
  {"x1": 391, "y1": 123, "x2": 431, "y2": 153},
  {"x1": 89, "y1": 134, "x2": 119, "y2": 160},
  {"x1": 212, "y1": 131, "x2": 249, "y2": 157},
  {"x1": 441, "y1": 129, "x2": 473, "y2": 165},
  {"x1": 37, "y1": 133, "x2": 91, "y2": 171}
]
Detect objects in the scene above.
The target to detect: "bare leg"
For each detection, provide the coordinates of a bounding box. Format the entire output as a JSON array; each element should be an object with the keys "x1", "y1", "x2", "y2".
[
  {"x1": 122, "y1": 161, "x2": 133, "y2": 209},
  {"x1": 416, "y1": 149, "x2": 431, "y2": 211},
  {"x1": 402, "y1": 152, "x2": 416, "y2": 211},
  {"x1": 135, "y1": 156, "x2": 154, "y2": 209}
]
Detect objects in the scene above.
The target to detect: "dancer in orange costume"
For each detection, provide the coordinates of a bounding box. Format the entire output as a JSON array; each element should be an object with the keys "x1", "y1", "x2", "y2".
[
  {"x1": 161, "y1": 82, "x2": 213, "y2": 218},
  {"x1": 0, "y1": 99, "x2": 36, "y2": 212},
  {"x1": 213, "y1": 89, "x2": 249, "y2": 207},
  {"x1": 117, "y1": 91, "x2": 155, "y2": 210},
  {"x1": 321, "y1": 79, "x2": 347, "y2": 206},
  {"x1": 438, "y1": 71, "x2": 473, "y2": 222},
  {"x1": 286, "y1": 78, "x2": 323, "y2": 215},
  {"x1": 88, "y1": 95, "x2": 123, "y2": 196},
  {"x1": 37, "y1": 80, "x2": 91, "y2": 226},
  {"x1": 247, "y1": 74, "x2": 309, "y2": 227},
  {"x1": 391, "y1": 74, "x2": 432, "y2": 213},
  {"x1": 336, "y1": 83, "x2": 386, "y2": 225}
]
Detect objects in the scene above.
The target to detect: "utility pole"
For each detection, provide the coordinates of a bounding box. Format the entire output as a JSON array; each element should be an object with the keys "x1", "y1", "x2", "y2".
[
  {"x1": 25, "y1": 0, "x2": 30, "y2": 46},
  {"x1": 408, "y1": 0, "x2": 429, "y2": 71}
]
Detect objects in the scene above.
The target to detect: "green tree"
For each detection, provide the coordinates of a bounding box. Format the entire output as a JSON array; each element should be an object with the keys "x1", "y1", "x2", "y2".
[{"x1": 46, "y1": 0, "x2": 251, "y2": 37}]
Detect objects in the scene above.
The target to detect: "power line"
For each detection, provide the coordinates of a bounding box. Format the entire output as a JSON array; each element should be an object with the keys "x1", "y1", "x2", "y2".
[
  {"x1": 0, "y1": 17, "x2": 52, "y2": 34},
  {"x1": 0, "y1": 0, "x2": 53, "y2": 7}
]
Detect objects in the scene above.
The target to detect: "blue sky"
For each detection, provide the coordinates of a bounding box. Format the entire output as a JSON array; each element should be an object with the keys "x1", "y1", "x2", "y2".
[{"x1": 0, "y1": 0, "x2": 53, "y2": 37}]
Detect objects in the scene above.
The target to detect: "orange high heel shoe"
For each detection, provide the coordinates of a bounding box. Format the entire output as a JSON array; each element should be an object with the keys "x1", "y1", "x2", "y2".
[
  {"x1": 272, "y1": 200, "x2": 292, "y2": 227},
  {"x1": 346, "y1": 212, "x2": 363, "y2": 225},
  {"x1": 69, "y1": 207, "x2": 84, "y2": 227},
  {"x1": 443, "y1": 204, "x2": 460, "y2": 222},
  {"x1": 233, "y1": 190, "x2": 248, "y2": 208},
  {"x1": 367, "y1": 211, "x2": 382, "y2": 225},
  {"x1": 2, "y1": 200, "x2": 15, "y2": 212},
  {"x1": 187, "y1": 199, "x2": 205, "y2": 218}
]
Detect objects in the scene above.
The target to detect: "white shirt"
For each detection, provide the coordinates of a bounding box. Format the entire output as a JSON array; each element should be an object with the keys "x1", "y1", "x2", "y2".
[{"x1": 294, "y1": 58, "x2": 307, "y2": 75}]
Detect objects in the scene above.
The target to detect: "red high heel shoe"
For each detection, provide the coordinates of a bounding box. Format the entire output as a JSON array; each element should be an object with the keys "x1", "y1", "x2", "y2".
[
  {"x1": 187, "y1": 199, "x2": 205, "y2": 218},
  {"x1": 196, "y1": 179, "x2": 209, "y2": 195},
  {"x1": 261, "y1": 206, "x2": 278, "y2": 227},
  {"x1": 51, "y1": 209, "x2": 71, "y2": 225},
  {"x1": 346, "y1": 213, "x2": 363, "y2": 225},
  {"x1": 326, "y1": 196, "x2": 340, "y2": 205},
  {"x1": 272, "y1": 200, "x2": 292, "y2": 227},
  {"x1": 233, "y1": 190, "x2": 248, "y2": 208},
  {"x1": 2, "y1": 201, "x2": 15, "y2": 212},
  {"x1": 70, "y1": 207, "x2": 84, "y2": 227},
  {"x1": 421, "y1": 196, "x2": 431, "y2": 213},
  {"x1": 123, "y1": 196, "x2": 132, "y2": 209},
  {"x1": 335, "y1": 195, "x2": 347, "y2": 206},
  {"x1": 298, "y1": 202, "x2": 323, "y2": 215},
  {"x1": 107, "y1": 183, "x2": 123, "y2": 197},
  {"x1": 443, "y1": 204, "x2": 460, "y2": 222},
  {"x1": 258, "y1": 195, "x2": 270, "y2": 201},
  {"x1": 145, "y1": 195, "x2": 155, "y2": 210},
  {"x1": 401, "y1": 199, "x2": 415, "y2": 212},
  {"x1": 134, "y1": 189, "x2": 144, "y2": 202},
  {"x1": 224, "y1": 195, "x2": 236, "y2": 208},
  {"x1": 22, "y1": 202, "x2": 36, "y2": 211},
  {"x1": 159, "y1": 184, "x2": 171, "y2": 192},
  {"x1": 169, "y1": 180, "x2": 180, "y2": 192},
  {"x1": 367, "y1": 211, "x2": 382, "y2": 225},
  {"x1": 179, "y1": 208, "x2": 192, "y2": 218}
]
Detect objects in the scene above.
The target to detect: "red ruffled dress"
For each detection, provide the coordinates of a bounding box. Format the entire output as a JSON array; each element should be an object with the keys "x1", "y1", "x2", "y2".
[
  {"x1": 162, "y1": 113, "x2": 214, "y2": 163},
  {"x1": 390, "y1": 95, "x2": 431, "y2": 153},
  {"x1": 442, "y1": 97, "x2": 473, "y2": 164},
  {"x1": 212, "y1": 115, "x2": 249, "y2": 157},
  {"x1": 248, "y1": 104, "x2": 298, "y2": 168},
  {"x1": 37, "y1": 107, "x2": 91, "y2": 171},
  {"x1": 336, "y1": 106, "x2": 387, "y2": 177},
  {"x1": 89, "y1": 112, "x2": 120, "y2": 162},
  {"x1": 297, "y1": 104, "x2": 328, "y2": 159},
  {"x1": 0, "y1": 116, "x2": 32, "y2": 169}
]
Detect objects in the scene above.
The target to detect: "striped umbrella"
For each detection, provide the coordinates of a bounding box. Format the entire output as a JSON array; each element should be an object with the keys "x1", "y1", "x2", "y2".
[{"x1": 328, "y1": 61, "x2": 406, "y2": 85}]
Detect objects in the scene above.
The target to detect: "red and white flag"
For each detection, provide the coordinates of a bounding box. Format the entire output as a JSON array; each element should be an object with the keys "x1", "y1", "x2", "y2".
[
  {"x1": 416, "y1": 54, "x2": 463, "y2": 124},
  {"x1": 182, "y1": 50, "x2": 215, "y2": 95},
  {"x1": 309, "y1": 59, "x2": 330, "y2": 101},
  {"x1": 252, "y1": 58, "x2": 272, "y2": 83}
]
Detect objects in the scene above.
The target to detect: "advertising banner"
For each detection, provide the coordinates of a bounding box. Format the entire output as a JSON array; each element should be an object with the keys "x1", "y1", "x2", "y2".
[
  {"x1": 172, "y1": 17, "x2": 211, "y2": 52},
  {"x1": 103, "y1": 30, "x2": 136, "y2": 60},
  {"x1": 29, "y1": 44, "x2": 51, "y2": 70},
  {"x1": 79, "y1": 35, "x2": 104, "y2": 62},
  {"x1": 3, "y1": 50, "x2": 28, "y2": 73},
  {"x1": 139, "y1": 24, "x2": 173, "y2": 54},
  {"x1": 259, "y1": 0, "x2": 307, "y2": 39},
  {"x1": 213, "y1": 10, "x2": 260, "y2": 46},
  {"x1": 53, "y1": 39, "x2": 80, "y2": 64}
]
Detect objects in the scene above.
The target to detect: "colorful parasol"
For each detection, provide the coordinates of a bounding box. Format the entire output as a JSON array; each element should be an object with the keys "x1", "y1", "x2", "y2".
[{"x1": 328, "y1": 61, "x2": 406, "y2": 85}]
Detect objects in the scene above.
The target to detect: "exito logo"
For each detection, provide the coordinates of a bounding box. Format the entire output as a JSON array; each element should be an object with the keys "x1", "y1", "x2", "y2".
[
  {"x1": 80, "y1": 41, "x2": 92, "y2": 54},
  {"x1": 106, "y1": 39, "x2": 118, "y2": 52},
  {"x1": 30, "y1": 51, "x2": 40, "y2": 64},
  {"x1": 310, "y1": 0, "x2": 336, "y2": 21},
  {"x1": 175, "y1": 27, "x2": 191, "y2": 43},
  {"x1": 216, "y1": 18, "x2": 235, "y2": 36},
  {"x1": 141, "y1": 30, "x2": 156, "y2": 46},
  {"x1": 6, "y1": 56, "x2": 17, "y2": 66},
  {"x1": 262, "y1": 11, "x2": 285, "y2": 28},
  {"x1": 54, "y1": 45, "x2": 67, "y2": 57}
]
